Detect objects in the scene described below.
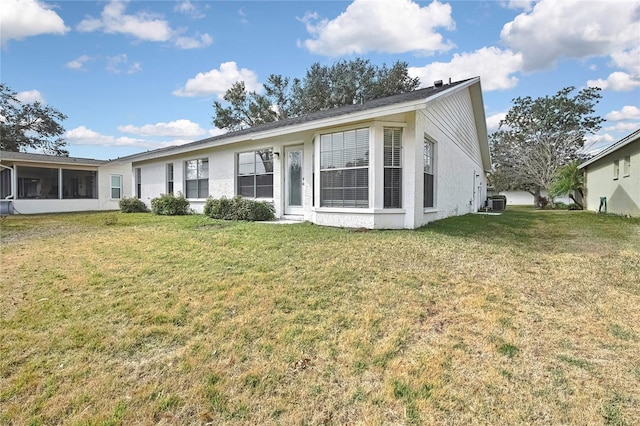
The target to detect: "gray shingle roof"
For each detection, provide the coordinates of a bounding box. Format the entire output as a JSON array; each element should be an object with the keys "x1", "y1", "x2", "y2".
[
  {"x1": 118, "y1": 78, "x2": 475, "y2": 162},
  {"x1": 0, "y1": 150, "x2": 106, "y2": 166}
]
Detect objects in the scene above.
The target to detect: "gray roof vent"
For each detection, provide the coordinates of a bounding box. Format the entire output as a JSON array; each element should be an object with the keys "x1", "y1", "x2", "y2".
[{"x1": 434, "y1": 80, "x2": 443, "y2": 87}]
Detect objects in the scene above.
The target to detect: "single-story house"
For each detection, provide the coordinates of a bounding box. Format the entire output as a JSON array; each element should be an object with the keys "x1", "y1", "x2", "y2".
[
  {"x1": 0, "y1": 151, "x2": 132, "y2": 214},
  {"x1": 578, "y1": 129, "x2": 640, "y2": 217},
  {"x1": 127, "y1": 77, "x2": 491, "y2": 229}
]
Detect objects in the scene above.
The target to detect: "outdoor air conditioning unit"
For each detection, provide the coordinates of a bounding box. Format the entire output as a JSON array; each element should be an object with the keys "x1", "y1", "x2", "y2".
[{"x1": 488, "y1": 197, "x2": 505, "y2": 211}]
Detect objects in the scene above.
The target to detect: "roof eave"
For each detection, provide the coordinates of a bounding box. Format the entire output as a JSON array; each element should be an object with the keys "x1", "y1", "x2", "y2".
[
  {"x1": 131, "y1": 80, "x2": 479, "y2": 164},
  {"x1": 578, "y1": 129, "x2": 640, "y2": 169}
]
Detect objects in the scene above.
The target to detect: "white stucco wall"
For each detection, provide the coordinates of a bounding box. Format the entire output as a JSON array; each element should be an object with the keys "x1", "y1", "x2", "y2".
[
  {"x1": 133, "y1": 84, "x2": 490, "y2": 229},
  {"x1": 583, "y1": 139, "x2": 639, "y2": 216},
  {"x1": 99, "y1": 160, "x2": 133, "y2": 211},
  {"x1": 415, "y1": 88, "x2": 488, "y2": 228}
]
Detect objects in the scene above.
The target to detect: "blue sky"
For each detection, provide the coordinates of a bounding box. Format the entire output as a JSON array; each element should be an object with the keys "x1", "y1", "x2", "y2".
[{"x1": 1, "y1": 0, "x2": 639, "y2": 160}]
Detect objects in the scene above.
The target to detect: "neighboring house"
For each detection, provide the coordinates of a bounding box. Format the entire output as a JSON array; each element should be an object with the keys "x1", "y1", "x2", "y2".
[
  {"x1": 578, "y1": 129, "x2": 640, "y2": 217},
  {"x1": 128, "y1": 77, "x2": 491, "y2": 229},
  {"x1": 0, "y1": 151, "x2": 132, "y2": 214},
  {"x1": 489, "y1": 190, "x2": 571, "y2": 206}
]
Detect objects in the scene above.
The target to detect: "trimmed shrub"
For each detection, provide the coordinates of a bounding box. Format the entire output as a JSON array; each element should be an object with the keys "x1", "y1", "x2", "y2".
[
  {"x1": 568, "y1": 203, "x2": 583, "y2": 210},
  {"x1": 151, "y1": 192, "x2": 191, "y2": 215},
  {"x1": 119, "y1": 197, "x2": 148, "y2": 213},
  {"x1": 204, "y1": 196, "x2": 275, "y2": 221}
]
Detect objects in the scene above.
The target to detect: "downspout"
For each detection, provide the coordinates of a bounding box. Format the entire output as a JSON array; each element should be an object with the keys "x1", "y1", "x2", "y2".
[{"x1": 0, "y1": 163, "x2": 15, "y2": 199}]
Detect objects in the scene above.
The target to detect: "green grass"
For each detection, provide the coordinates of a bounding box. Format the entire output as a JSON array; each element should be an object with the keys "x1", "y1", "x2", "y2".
[{"x1": 1, "y1": 207, "x2": 639, "y2": 424}]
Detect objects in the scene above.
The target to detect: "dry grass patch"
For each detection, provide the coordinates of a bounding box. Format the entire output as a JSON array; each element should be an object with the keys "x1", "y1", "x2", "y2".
[{"x1": 1, "y1": 208, "x2": 639, "y2": 424}]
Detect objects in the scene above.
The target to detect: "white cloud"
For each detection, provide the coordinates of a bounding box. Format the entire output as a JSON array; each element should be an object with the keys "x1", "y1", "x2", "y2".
[
  {"x1": 605, "y1": 106, "x2": 640, "y2": 121},
  {"x1": 501, "y1": 1, "x2": 535, "y2": 11},
  {"x1": 118, "y1": 119, "x2": 206, "y2": 138},
  {"x1": 173, "y1": 61, "x2": 262, "y2": 98},
  {"x1": 582, "y1": 133, "x2": 616, "y2": 156},
  {"x1": 611, "y1": 46, "x2": 640, "y2": 77},
  {"x1": 299, "y1": 0, "x2": 455, "y2": 56},
  {"x1": 16, "y1": 89, "x2": 45, "y2": 104},
  {"x1": 174, "y1": 0, "x2": 205, "y2": 19},
  {"x1": 106, "y1": 54, "x2": 142, "y2": 74},
  {"x1": 500, "y1": 0, "x2": 640, "y2": 72},
  {"x1": 587, "y1": 72, "x2": 640, "y2": 92},
  {"x1": 77, "y1": 0, "x2": 211, "y2": 49},
  {"x1": 0, "y1": 0, "x2": 69, "y2": 46},
  {"x1": 174, "y1": 33, "x2": 213, "y2": 49},
  {"x1": 65, "y1": 55, "x2": 91, "y2": 71},
  {"x1": 77, "y1": 1, "x2": 173, "y2": 41},
  {"x1": 604, "y1": 122, "x2": 640, "y2": 133},
  {"x1": 486, "y1": 112, "x2": 507, "y2": 133},
  {"x1": 208, "y1": 127, "x2": 227, "y2": 138},
  {"x1": 65, "y1": 126, "x2": 152, "y2": 148},
  {"x1": 238, "y1": 8, "x2": 248, "y2": 24},
  {"x1": 409, "y1": 47, "x2": 523, "y2": 91}
]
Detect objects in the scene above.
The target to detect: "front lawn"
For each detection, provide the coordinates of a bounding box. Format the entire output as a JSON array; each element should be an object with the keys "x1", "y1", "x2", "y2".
[{"x1": 1, "y1": 209, "x2": 638, "y2": 424}]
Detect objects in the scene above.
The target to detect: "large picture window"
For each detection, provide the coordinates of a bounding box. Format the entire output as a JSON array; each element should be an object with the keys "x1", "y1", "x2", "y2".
[
  {"x1": 320, "y1": 128, "x2": 369, "y2": 208},
  {"x1": 424, "y1": 135, "x2": 435, "y2": 208},
  {"x1": 237, "y1": 149, "x2": 273, "y2": 198},
  {"x1": 185, "y1": 159, "x2": 208, "y2": 198},
  {"x1": 384, "y1": 128, "x2": 402, "y2": 208}
]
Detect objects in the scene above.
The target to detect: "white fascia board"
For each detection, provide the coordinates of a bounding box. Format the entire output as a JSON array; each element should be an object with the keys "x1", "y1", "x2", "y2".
[{"x1": 0, "y1": 158, "x2": 104, "y2": 167}]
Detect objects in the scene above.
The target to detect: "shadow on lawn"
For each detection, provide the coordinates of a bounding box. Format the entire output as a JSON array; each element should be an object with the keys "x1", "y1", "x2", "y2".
[{"x1": 418, "y1": 208, "x2": 538, "y2": 245}]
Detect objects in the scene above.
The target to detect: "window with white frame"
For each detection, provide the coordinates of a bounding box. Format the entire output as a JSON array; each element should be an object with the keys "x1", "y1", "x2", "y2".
[
  {"x1": 135, "y1": 167, "x2": 141, "y2": 198},
  {"x1": 111, "y1": 175, "x2": 122, "y2": 199},
  {"x1": 384, "y1": 128, "x2": 402, "y2": 208},
  {"x1": 613, "y1": 159, "x2": 620, "y2": 180},
  {"x1": 423, "y1": 135, "x2": 435, "y2": 208},
  {"x1": 185, "y1": 159, "x2": 208, "y2": 198},
  {"x1": 166, "y1": 163, "x2": 174, "y2": 194},
  {"x1": 623, "y1": 156, "x2": 630, "y2": 177},
  {"x1": 320, "y1": 128, "x2": 369, "y2": 208},
  {"x1": 237, "y1": 149, "x2": 274, "y2": 198}
]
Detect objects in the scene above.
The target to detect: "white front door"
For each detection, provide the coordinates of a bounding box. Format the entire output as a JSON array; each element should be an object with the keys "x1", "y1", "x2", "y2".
[{"x1": 284, "y1": 145, "x2": 304, "y2": 216}]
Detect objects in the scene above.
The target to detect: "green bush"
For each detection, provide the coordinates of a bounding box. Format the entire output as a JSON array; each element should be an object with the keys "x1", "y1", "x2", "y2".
[
  {"x1": 204, "y1": 196, "x2": 275, "y2": 221},
  {"x1": 554, "y1": 201, "x2": 568, "y2": 209},
  {"x1": 151, "y1": 193, "x2": 191, "y2": 215},
  {"x1": 568, "y1": 203, "x2": 583, "y2": 210},
  {"x1": 119, "y1": 197, "x2": 148, "y2": 213}
]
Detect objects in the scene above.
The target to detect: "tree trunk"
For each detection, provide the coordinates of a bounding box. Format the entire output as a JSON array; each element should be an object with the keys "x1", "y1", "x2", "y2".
[{"x1": 534, "y1": 186, "x2": 541, "y2": 208}]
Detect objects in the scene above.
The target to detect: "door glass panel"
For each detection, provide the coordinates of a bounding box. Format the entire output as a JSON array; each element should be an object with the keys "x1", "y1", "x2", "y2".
[{"x1": 288, "y1": 150, "x2": 302, "y2": 206}]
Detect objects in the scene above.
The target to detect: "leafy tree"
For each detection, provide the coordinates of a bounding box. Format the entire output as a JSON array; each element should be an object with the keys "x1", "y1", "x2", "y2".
[
  {"x1": 212, "y1": 81, "x2": 278, "y2": 131},
  {"x1": 212, "y1": 59, "x2": 420, "y2": 131},
  {"x1": 490, "y1": 86, "x2": 603, "y2": 206},
  {"x1": 549, "y1": 160, "x2": 584, "y2": 208},
  {"x1": 0, "y1": 83, "x2": 68, "y2": 155}
]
